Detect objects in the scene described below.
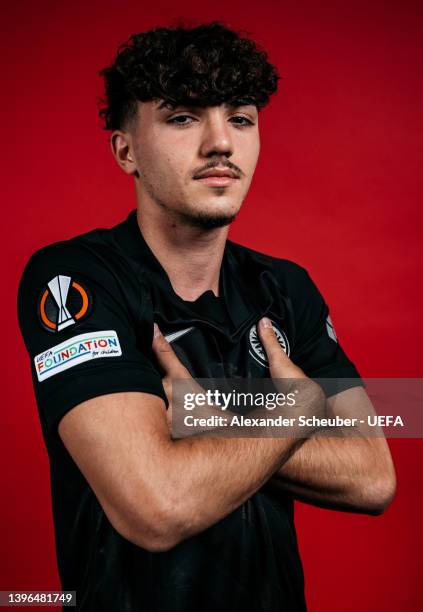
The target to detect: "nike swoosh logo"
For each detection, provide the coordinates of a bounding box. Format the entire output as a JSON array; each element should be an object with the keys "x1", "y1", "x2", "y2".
[{"x1": 164, "y1": 327, "x2": 195, "y2": 343}]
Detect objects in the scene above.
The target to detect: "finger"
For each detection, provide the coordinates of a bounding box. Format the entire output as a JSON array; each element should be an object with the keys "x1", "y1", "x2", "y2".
[
  {"x1": 162, "y1": 375, "x2": 173, "y2": 397},
  {"x1": 152, "y1": 323, "x2": 191, "y2": 378},
  {"x1": 257, "y1": 317, "x2": 306, "y2": 379}
]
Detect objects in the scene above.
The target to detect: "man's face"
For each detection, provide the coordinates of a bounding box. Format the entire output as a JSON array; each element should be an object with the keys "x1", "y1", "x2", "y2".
[{"x1": 128, "y1": 100, "x2": 260, "y2": 228}]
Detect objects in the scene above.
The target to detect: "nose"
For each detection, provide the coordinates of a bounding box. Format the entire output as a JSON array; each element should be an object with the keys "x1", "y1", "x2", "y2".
[{"x1": 199, "y1": 109, "x2": 234, "y2": 159}]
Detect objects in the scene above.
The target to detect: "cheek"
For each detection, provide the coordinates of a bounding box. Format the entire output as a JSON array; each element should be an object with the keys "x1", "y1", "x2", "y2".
[
  {"x1": 143, "y1": 158, "x2": 189, "y2": 201},
  {"x1": 236, "y1": 133, "x2": 260, "y2": 173},
  {"x1": 161, "y1": 156, "x2": 193, "y2": 193},
  {"x1": 147, "y1": 137, "x2": 189, "y2": 179},
  {"x1": 136, "y1": 145, "x2": 170, "y2": 187},
  {"x1": 247, "y1": 137, "x2": 260, "y2": 170}
]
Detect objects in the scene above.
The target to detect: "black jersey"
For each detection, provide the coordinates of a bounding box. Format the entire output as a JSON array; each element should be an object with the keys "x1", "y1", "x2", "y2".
[{"x1": 17, "y1": 209, "x2": 362, "y2": 612}]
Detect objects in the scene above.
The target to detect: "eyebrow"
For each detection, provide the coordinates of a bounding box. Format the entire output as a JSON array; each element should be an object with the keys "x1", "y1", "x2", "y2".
[
  {"x1": 157, "y1": 101, "x2": 176, "y2": 111},
  {"x1": 156, "y1": 101, "x2": 256, "y2": 112}
]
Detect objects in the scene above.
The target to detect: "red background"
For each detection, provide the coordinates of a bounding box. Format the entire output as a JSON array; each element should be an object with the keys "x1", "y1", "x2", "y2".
[{"x1": 2, "y1": 0, "x2": 422, "y2": 610}]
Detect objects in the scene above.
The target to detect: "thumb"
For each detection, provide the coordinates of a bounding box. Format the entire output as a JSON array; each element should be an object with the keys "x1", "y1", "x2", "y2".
[
  {"x1": 257, "y1": 317, "x2": 306, "y2": 379},
  {"x1": 152, "y1": 323, "x2": 191, "y2": 378}
]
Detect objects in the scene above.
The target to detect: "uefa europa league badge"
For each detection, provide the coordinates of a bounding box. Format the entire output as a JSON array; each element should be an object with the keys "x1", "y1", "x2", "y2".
[{"x1": 38, "y1": 275, "x2": 92, "y2": 333}]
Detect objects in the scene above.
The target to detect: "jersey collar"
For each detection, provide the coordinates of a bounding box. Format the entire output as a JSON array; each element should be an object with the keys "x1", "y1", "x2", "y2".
[{"x1": 114, "y1": 210, "x2": 282, "y2": 339}]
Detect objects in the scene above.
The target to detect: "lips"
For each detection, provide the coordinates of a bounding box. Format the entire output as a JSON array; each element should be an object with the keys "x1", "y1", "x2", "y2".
[{"x1": 194, "y1": 167, "x2": 239, "y2": 180}]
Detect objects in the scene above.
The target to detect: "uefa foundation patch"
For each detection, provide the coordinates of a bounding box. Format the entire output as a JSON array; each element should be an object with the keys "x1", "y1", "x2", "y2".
[
  {"x1": 34, "y1": 331, "x2": 122, "y2": 381},
  {"x1": 38, "y1": 274, "x2": 92, "y2": 333}
]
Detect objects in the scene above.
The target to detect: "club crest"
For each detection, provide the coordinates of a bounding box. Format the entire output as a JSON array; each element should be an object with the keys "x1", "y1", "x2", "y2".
[{"x1": 249, "y1": 320, "x2": 290, "y2": 367}]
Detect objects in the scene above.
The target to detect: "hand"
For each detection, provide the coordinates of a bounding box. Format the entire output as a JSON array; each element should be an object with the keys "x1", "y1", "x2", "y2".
[
  {"x1": 152, "y1": 323, "x2": 192, "y2": 428},
  {"x1": 257, "y1": 317, "x2": 327, "y2": 425},
  {"x1": 257, "y1": 317, "x2": 307, "y2": 380}
]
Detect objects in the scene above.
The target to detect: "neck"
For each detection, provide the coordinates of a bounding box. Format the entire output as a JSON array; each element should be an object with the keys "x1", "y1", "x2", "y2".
[{"x1": 136, "y1": 203, "x2": 228, "y2": 302}]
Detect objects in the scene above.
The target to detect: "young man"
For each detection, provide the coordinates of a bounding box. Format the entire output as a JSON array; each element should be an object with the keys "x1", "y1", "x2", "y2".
[{"x1": 18, "y1": 22, "x2": 396, "y2": 612}]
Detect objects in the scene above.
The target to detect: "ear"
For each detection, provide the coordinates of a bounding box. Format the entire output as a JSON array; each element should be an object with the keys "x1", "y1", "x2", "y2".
[{"x1": 110, "y1": 130, "x2": 138, "y2": 176}]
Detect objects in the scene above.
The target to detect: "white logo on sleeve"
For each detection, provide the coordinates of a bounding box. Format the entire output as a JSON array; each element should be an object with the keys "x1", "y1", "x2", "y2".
[
  {"x1": 48, "y1": 275, "x2": 74, "y2": 331},
  {"x1": 326, "y1": 315, "x2": 338, "y2": 342},
  {"x1": 34, "y1": 330, "x2": 122, "y2": 381}
]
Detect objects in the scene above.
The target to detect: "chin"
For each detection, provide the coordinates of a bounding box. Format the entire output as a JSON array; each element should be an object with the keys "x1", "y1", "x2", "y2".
[
  {"x1": 175, "y1": 198, "x2": 240, "y2": 229},
  {"x1": 177, "y1": 207, "x2": 237, "y2": 229}
]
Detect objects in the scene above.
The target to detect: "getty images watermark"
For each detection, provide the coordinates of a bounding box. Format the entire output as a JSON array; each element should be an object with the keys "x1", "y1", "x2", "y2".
[{"x1": 170, "y1": 378, "x2": 423, "y2": 438}]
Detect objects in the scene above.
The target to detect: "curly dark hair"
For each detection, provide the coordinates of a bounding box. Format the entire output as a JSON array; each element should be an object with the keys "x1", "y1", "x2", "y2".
[{"x1": 98, "y1": 21, "x2": 280, "y2": 131}]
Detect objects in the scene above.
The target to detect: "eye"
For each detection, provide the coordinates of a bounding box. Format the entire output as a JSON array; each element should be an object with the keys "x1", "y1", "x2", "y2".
[
  {"x1": 167, "y1": 115, "x2": 196, "y2": 126},
  {"x1": 230, "y1": 116, "x2": 254, "y2": 126}
]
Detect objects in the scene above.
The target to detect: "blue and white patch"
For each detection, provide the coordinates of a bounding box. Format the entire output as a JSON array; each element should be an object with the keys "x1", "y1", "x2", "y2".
[
  {"x1": 326, "y1": 315, "x2": 338, "y2": 342},
  {"x1": 34, "y1": 330, "x2": 122, "y2": 382}
]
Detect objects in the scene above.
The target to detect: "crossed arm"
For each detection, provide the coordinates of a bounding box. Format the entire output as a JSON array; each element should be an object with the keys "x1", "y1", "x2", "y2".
[
  {"x1": 58, "y1": 319, "x2": 396, "y2": 552},
  {"x1": 266, "y1": 391, "x2": 396, "y2": 515},
  {"x1": 247, "y1": 321, "x2": 396, "y2": 514}
]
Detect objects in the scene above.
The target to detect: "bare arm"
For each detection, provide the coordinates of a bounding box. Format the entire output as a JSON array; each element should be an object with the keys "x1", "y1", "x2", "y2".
[
  {"x1": 256, "y1": 327, "x2": 397, "y2": 515},
  {"x1": 267, "y1": 424, "x2": 396, "y2": 515},
  {"x1": 58, "y1": 320, "x2": 319, "y2": 552}
]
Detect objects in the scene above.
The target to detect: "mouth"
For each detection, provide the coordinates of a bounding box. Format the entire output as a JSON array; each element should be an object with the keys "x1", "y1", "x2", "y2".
[
  {"x1": 193, "y1": 166, "x2": 240, "y2": 188},
  {"x1": 195, "y1": 176, "x2": 238, "y2": 187}
]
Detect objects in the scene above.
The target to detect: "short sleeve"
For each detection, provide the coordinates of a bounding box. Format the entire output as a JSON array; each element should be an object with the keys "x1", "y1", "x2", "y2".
[
  {"x1": 17, "y1": 242, "x2": 167, "y2": 443},
  {"x1": 287, "y1": 266, "x2": 365, "y2": 397}
]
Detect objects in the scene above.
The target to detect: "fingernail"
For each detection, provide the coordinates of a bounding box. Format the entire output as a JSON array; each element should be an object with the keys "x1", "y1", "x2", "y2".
[
  {"x1": 153, "y1": 323, "x2": 162, "y2": 338},
  {"x1": 260, "y1": 317, "x2": 272, "y2": 329}
]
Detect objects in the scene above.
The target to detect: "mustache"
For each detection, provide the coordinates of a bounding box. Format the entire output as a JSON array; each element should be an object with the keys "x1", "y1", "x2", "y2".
[{"x1": 192, "y1": 160, "x2": 243, "y2": 179}]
